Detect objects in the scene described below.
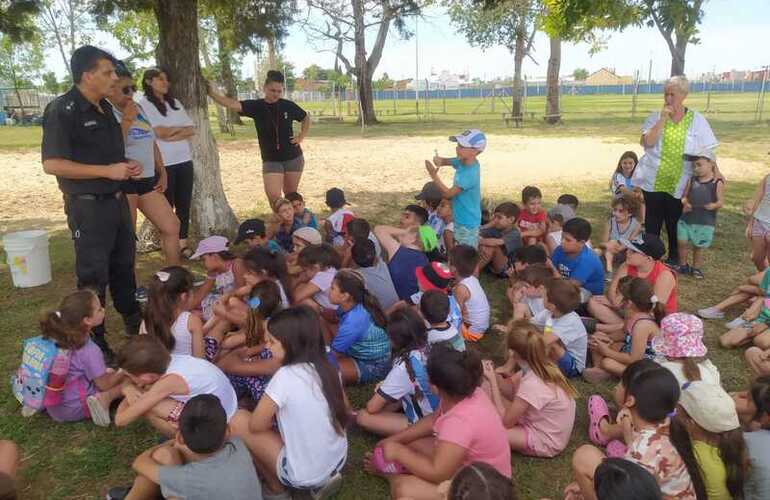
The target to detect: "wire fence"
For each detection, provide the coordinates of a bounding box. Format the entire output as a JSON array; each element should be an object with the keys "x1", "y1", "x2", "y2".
[{"x1": 0, "y1": 88, "x2": 56, "y2": 125}]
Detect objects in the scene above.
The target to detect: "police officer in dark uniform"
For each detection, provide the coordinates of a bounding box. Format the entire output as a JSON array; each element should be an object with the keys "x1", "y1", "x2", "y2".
[{"x1": 41, "y1": 46, "x2": 142, "y2": 360}]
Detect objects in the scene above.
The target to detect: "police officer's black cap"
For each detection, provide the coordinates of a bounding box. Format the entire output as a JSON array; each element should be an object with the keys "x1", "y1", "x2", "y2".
[{"x1": 235, "y1": 219, "x2": 266, "y2": 244}]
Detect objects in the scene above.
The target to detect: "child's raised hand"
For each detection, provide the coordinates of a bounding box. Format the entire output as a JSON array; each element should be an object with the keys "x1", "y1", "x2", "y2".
[
  {"x1": 424, "y1": 160, "x2": 438, "y2": 177},
  {"x1": 482, "y1": 359, "x2": 497, "y2": 382}
]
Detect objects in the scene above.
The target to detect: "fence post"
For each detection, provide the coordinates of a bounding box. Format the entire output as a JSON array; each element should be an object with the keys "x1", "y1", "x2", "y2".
[
  {"x1": 424, "y1": 79, "x2": 430, "y2": 118},
  {"x1": 631, "y1": 70, "x2": 640, "y2": 119},
  {"x1": 443, "y1": 84, "x2": 447, "y2": 114}
]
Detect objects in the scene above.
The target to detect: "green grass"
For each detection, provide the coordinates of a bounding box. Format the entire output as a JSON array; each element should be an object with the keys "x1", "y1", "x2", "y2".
[
  {"x1": 0, "y1": 177, "x2": 764, "y2": 499},
  {"x1": 1, "y1": 92, "x2": 768, "y2": 498}
]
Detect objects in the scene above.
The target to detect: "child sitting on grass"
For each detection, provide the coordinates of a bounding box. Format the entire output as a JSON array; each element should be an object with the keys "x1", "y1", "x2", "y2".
[
  {"x1": 517, "y1": 186, "x2": 546, "y2": 246},
  {"x1": 356, "y1": 308, "x2": 439, "y2": 436},
  {"x1": 234, "y1": 218, "x2": 282, "y2": 254},
  {"x1": 270, "y1": 197, "x2": 301, "y2": 253},
  {"x1": 329, "y1": 270, "x2": 391, "y2": 385},
  {"x1": 415, "y1": 181, "x2": 446, "y2": 237},
  {"x1": 598, "y1": 193, "x2": 642, "y2": 275},
  {"x1": 532, "y1": 278, "x2": 587, "y2": 379},
  {"x1": 286, "y1": 190, "x2": 318, "y2": 229},
  {"x1": 143, "y1": 267, "x2": 204, "y2": 358},
  {"x1": 551, "y1": 218, "x2": 605, "y2": 299},
  {"x1": 287, "y1": 226, "x2": 322, "y2": 273},
  {"x1": 507, "y1": 263, "x2": 551, "y2": 322},
  {"x1": 401, "y1": 204, "x2": 429, "y2": 229},
  {"x1": 324, "y1": 187, "x2": 355, "y2": 246},
  {"x1": 545, "y1": 208, "x2": 566, "y2": 254},
  {"x1": 340, "y1": 217, "x2": 382, "y2": 268},
  {"x1": 478, "y1": 202, "x2": 522, "y2": 276},
  {"x1": 421, "y1": 289, "x2": 465, "y2": 351},
  {"x1": 214, "y1": 281, "x2": 283, "y2": 404},
  {"x1": 483, "y1": 320, "x2": 577, "y2": 458},
  {"x1": 584, "y1": 277, "x2": 662, "y2": 383},
  {"x1": 189, "y1": 236, "x2": 245, "y2": 322},
  {"x1": 736, "y1": 376, "x2": 770, "y2": 499},
  {"x1": 364, "y1": 345, "x2": 511, "y2": 499},
  {"x1": 570, "y1": 359, "x2": 702, "y2": 500},
  {"x1": 374, "y1": 224, "x2": 431, "y2": 301},
  {"x1": 557, "y1": 194, "x2": 580, "y2": 214},
  {"x1": 676, "y1": 150, "x2": 725, "y2": 279},
  {"x1": 652, "y1": 313, "x2": 721, "y2": 387},
  {"x1": 436, "y1": 198, "x2": 455, "y2": 258},
  {"x1": 351, "y1": 238, "x2": 400, "y2": 311},
  {"x1": 35, "y1": 290, "x2": 125, "y2": 427},
  {"x1": 451, "y1": 245, "x2": 491, "y2": 342},
  {"x1": 230, "y1": 307, "x2": 348, "y2": 499},
  {"x1": 720, "y1": 266, "x2": 770, "y2": 351},
  {"x1": 672, "y1": 381, "x2": 748, "y2": 500},
  {"x1": 745, "y1": 169, "x2": 770, "y2": 271},
  {"x1": 115, "y1": 336, "x2": 238, "y2": 438},
  {"x1": 293, "y1": 243, "x2": 341, "y2": 314},
  {"x1": 106, "y1": 395, "x2": 260, "y2": 500},
  {"x1": 508, "y1": 245, "x2": 548, "y2": 278},
  {"x1": 609, "y1": 151, "x2": 639, "y2": 197},
  {"x1": 425, "y1": 129, "x2": 486, "y2": 248}
]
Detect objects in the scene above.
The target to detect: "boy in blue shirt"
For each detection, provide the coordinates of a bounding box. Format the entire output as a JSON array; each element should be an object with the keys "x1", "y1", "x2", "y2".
[
  {"x1": 425, "y1": 129, "x2": 485, "y2": 248},
  {"x1": 551, "y1": 217, "x2": 605, "y2": 299}
]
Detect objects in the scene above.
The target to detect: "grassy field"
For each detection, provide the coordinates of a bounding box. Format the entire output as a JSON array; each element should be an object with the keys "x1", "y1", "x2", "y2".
[{"x1": 0, "y1": 92, "x2": 768, "y2": 499}]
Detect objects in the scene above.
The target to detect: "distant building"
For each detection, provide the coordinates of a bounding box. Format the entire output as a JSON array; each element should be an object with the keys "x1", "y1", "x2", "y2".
[
  {"x1": 747, "y1": 69, "x2": 769, "y2": 81},
  {"x1": 585, "y1": 68, "x2": 634, "y2": 86},
  {"x1": 719, "y1": 70, "x2": 747, "y2": 81},
  {"x1": 294, "y1": 78, "x2": 328, "y2": 92}
]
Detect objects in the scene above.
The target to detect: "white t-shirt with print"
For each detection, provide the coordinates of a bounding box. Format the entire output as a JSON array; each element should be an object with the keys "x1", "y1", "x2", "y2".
[
  {"x1": 310, "y1": 267, "x2": 338, "y2": 310},
  {"x1": 532, "y1": 310, "x2": 588, "y2": 372},
  {"x1": 265, "y1": 363, "x2": 348, "y2": 487}
]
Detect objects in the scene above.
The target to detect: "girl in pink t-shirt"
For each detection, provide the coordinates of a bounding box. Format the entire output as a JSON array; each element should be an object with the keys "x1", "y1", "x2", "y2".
[
  {"x1": 364, "y1": 345, "x2": 511, "y2": 499},
  {"x1": 41, "y1": 290, "x2": 126, "y2": 427},
  {"x1": 483, "y1": 320, "x2": 577, "y2": 457}
]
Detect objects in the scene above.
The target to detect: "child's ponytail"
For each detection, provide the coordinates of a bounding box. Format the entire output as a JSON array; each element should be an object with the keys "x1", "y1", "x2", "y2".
[
  {"x1": 669, "y1": 416, "x2": 707, "y2": 500},
  {"x1": 506, "y1": 320, "x2": 577, "y2": 398},
  {"x1": 40, "y1": 289, "x2": 96, "y2": 349},
  {"x1": 427, "y1": 344, "x2": 481, "y2": 398},
  {"x1": 244, "y1": 281, "x2": 283, "y2": 347},
  {"x1": 387, "y1": 308, "x2": 428, "y2": 400},
  {"x1": 145, "y1": 266, "x2": 194, "y2": 352},
  {"x1": 619, "y1": 277, "x2": 665, "y2": 324},
  {"x1": 334, "y1": 270, "x2": 387, "y2": 328},
  {"x1": 680, "y1": 358, "x2": 703, "y2": 382}
]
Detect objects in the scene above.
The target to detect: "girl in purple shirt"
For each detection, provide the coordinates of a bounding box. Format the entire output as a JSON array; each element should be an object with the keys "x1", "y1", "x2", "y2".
[{"x1": 42, "y1": 290, "x2": 126, "y2": 426}]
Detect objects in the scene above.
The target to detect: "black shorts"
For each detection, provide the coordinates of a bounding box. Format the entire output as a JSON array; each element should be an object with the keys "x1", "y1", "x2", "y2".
[{"x1": 122, "y1": 176, "x2": 157, "y2": 196}]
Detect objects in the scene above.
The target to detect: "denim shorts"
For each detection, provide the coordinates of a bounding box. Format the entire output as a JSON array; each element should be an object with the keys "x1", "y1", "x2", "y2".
[
  {"x1": 454, "y1": 223, "x2": 479, "y2": 248},
  {"x1": 557, "y1": 351, "x2": 581, "y2": 378},
  {"x1": 352, "y1": 356, "x2": 391, "y2": 384}
]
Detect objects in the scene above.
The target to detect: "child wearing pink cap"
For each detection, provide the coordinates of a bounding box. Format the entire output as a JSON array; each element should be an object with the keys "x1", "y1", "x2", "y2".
[
  {"x1": 653, "y1": 313, "x2": 721, "y2": 387},
  {"x1": 189, "y1": 236, "x2": 245, "y2": 322}
]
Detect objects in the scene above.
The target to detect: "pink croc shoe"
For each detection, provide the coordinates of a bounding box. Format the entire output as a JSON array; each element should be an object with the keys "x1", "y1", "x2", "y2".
[{"x1": 371, "y1": 446, "x2": 407, "y2": 475}]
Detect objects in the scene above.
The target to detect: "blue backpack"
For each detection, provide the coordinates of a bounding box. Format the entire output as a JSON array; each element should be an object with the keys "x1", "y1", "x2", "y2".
[{"x1": 11, "y1": 336, "x2": 65, "y2": 414}]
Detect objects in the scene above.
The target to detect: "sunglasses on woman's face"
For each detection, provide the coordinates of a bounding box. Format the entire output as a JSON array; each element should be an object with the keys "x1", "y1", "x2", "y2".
[{"x1": 121, "y1": 85, "x2": 136, "y2": 96}]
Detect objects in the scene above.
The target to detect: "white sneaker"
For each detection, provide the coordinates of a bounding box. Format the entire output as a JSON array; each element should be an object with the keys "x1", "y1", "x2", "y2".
[
  {"x1": 697, "y1": 307, "x2": 725, "y2": 319},
  {"x1": 725, "y1": 317, "x2": 751, "y2": 330}
]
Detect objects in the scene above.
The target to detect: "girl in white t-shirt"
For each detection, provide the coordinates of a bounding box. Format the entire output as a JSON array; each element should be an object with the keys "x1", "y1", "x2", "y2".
[
  {"x1": 294, "y1": 244, "x2": 341, "y2": 338},
  {"x1": 142, "y1": 267, "x2": 204, "y2": 358},
  {"x1": 230, "y1": 306, "x2": 349, "y2": 496},
  {"x1": 356, "y1": 309, "x2": 439, "y2": 436},
  {"x1": 139, "y1": 68, "x2": 196, "y2": 257},
  {"x1": 484, "y1": 320, "x2": 577, "y2": 457}
]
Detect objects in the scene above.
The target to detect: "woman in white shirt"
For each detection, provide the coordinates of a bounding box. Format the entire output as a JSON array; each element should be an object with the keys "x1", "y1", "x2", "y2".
[
  {"x1": 139, "y1": 68, "x2": 196, "y2": 258},
  {"x1": 107, "y1": 61, "x2": 180, "y2": 265},
  {"x1": 633, "y1": 75, "x2": 718, "y2": 265}
]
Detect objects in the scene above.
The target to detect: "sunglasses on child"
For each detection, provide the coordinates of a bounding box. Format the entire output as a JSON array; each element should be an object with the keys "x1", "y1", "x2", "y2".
[{"x1": 121, "y1": 85, "x2": 137, "y2": 96}]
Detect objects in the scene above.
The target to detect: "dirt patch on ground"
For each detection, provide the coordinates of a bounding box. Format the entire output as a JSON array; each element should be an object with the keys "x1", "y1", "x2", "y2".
[{"x1": 3, "y1": 134, "x2": 765, "y2": 232}]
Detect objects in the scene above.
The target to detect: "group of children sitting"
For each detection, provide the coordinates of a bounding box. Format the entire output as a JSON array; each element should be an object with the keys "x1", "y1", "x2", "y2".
[{"x1": 7, "y1": 129, "x2": 769, "y2": 500}]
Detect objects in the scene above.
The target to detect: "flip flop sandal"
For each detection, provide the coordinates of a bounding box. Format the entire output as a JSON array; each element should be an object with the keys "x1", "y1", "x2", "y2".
[
  {"x1": 587, "y1": 395, "x2": 611, "y2": 446},
  {"x1": 87, "y1": 394, "x2": 111, "y2": 427},
  {"x1": 606, "y1": 439, "x2": 628, "y2": 458},
  {"x1": 371, "y1": 446, "x2": 407, "y2": 475}
]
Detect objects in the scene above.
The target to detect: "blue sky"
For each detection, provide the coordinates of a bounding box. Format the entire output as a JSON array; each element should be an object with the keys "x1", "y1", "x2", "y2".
[{"x1": 49, "y1": 0, "x2": 767, "y2": 82}]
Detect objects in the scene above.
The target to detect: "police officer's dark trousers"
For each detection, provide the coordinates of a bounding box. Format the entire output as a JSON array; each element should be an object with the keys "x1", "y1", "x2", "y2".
[{"x1": 65, "y1": 192, "x2": 141, "y2": 341}]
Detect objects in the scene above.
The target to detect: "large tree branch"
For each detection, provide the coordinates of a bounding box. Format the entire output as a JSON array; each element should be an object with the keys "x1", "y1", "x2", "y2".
[
  {"x1": 366, "y1": 10, "x2": 393, "y2": 78},
  {"x1": 646, "y1": 2, "x2": 677, "y2": 56}
]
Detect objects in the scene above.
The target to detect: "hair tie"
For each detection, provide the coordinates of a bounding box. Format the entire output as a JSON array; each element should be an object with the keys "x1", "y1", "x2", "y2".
[
  {"x1": 155, "y1": 271, "x2": 171, "y2": 282},
  {"x1": 55, "y1": 311, "x2": 62, "y2": 318},
  {"x1": 667, "y1": 408, "x2": 677, "y2": 418},
  {"x1": 650, "y1": 294, "x2": 659, "y2": 304},
  {"x1": 248, "y1": 296, "x2": 261, "y2": 310}
]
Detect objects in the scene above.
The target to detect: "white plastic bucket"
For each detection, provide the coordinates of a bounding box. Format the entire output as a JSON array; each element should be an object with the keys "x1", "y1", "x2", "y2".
[{"x1": 3, "y1": 230, "x2": 52, "y2": 288}]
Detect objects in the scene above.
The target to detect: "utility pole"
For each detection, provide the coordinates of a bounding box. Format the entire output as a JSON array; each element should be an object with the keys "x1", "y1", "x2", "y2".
[
  {"x1": 647, "y1": 58, "x2": 653, "y2": 93},
  {"x1": 415, "y1": 18, "x2": 419, "y2": 117}
]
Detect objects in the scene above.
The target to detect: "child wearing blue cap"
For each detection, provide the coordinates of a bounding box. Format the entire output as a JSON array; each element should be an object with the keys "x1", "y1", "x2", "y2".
[{"x1": 425, "y1": 128, "x2": 486, "y2": 249}]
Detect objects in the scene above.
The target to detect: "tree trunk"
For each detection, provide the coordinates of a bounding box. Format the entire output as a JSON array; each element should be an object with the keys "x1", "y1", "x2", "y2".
[
  {"x1": 154, "y1": 0, "x2": 237, "y2": 239},
  {"x1": 670, "y1": 35, "x2": 687, "y2": 76},
  {"x1": 213, "y1": 16, "x2": 242, "y2": 127},
  {"x1": 199, "y1": 26, "x2": 229, "y2": 134},
  {"x1": 511, "y1": 18, "x2": 526, "y2": 119},
  {"x1": 545, "y1": 36, "x2": 561, "y2": 125},
  {"x1": 352, "y1": 0, "x2": 377, "y2": 125},
  {"x1": 266, "y1": 36, "x2": 277, "y2": 69},
  {"x1": 43, "y1": 4, "x2": 72, "y2": 81}
]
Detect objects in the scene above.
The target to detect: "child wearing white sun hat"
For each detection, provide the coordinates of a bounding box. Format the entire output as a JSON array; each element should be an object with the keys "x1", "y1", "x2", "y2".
[{"x1": 652, "y1": 312, "x2": 721, "y2": 388}]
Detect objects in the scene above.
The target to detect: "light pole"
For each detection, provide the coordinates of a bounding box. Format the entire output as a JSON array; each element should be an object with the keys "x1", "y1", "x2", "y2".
[{"x1": 415, "y1": 17, "x2": 419, "y2": 117}]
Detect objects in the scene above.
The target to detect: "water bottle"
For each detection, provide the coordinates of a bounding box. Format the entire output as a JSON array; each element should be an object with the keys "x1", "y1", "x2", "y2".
[{"x1": 43, "y1": 349, "x2": 70, "y2": 408}]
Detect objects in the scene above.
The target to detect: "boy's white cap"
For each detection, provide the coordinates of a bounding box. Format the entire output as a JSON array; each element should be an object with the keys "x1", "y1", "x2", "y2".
[
  {"x1": 683, "y1": 148, "x2": 715, "y2": 162},
  {"x1": 449, "y1": 129, "x2": 486, "y2": 152},
  {"x1": 679, "y1": 381, "x2": 740, "y2": 433}
]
